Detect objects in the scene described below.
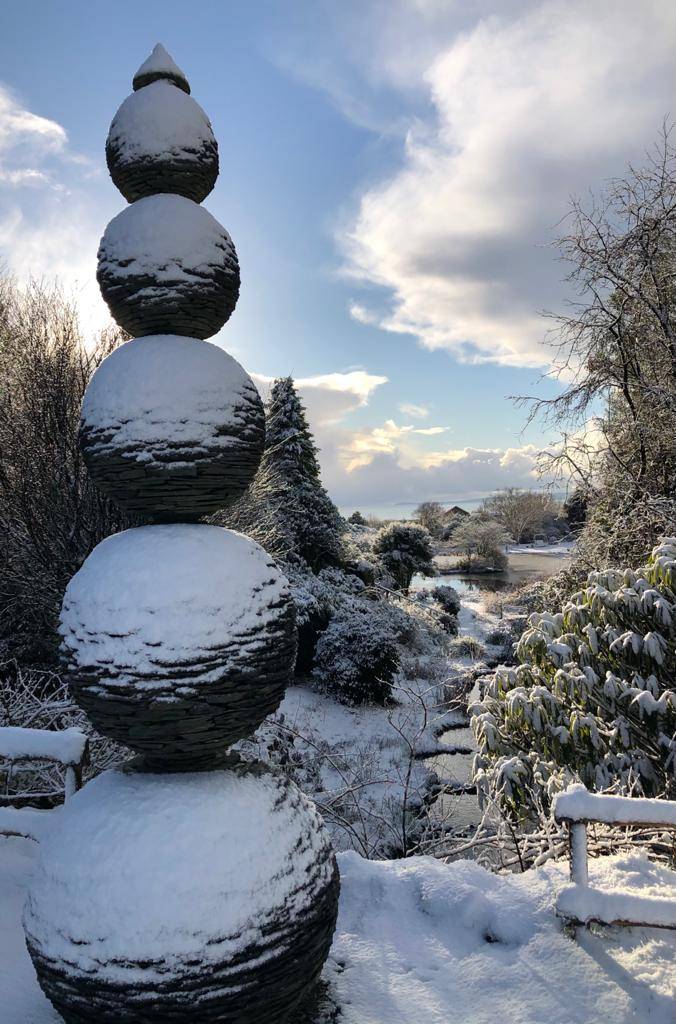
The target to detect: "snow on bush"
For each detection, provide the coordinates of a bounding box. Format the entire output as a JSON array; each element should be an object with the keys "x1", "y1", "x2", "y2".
[
  {"x1": 431, "y1": 584, "x2": 461, "y2": 617},
  {"x1": 286, "y1": 558, "x2": 449, "y2": 705},
  {"x1": 313, "y1": 603, "x2": 400, "y2": 705},
  {"x1": 472, "y1": 539, "x2": 676, "y2": 820}
]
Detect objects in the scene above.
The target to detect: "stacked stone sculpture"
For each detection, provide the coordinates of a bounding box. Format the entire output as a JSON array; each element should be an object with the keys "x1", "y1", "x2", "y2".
[{"x1": 23, "y1": 44, "x2": 339, "y2": 1024}]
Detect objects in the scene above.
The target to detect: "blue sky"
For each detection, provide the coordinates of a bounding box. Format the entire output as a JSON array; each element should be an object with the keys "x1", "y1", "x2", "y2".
[{"x1": 1, "y1": 1, "x2": 674, "y2": 512}]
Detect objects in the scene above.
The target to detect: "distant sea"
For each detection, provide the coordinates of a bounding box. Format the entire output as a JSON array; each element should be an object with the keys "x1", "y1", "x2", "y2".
[{"x1": 339, "y1": 490, "x2": 567, "y2": 522}]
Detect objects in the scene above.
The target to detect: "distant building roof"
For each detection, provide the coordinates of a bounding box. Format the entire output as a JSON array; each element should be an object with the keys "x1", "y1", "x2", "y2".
[{"x1": 445, "y1": 505, "x2": 470, "y2": 518}]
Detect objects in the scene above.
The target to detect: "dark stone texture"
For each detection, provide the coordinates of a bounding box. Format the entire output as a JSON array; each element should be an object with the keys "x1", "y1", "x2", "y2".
[
  {"x1": 106, "y1": 137, "x2": 219, "y2": 204},
  {"x1": 133, "y1": 70, "x2": 190, "y2": 94},
  {"x1": 80, "y1": 395, "x2": 265, "y2": 520},
  {"x1": 63, "y1": 599, "x2": 297, "y2": 770},
  {"x1": 28, "y1": 869, "x2": 339, "y2": 1024},
  {"x1": 26, "y1": 765, "x2": 340, "y2": 1024},
  {"x1": 97, "y1": 251, "x2": 240, "y2": 340}
]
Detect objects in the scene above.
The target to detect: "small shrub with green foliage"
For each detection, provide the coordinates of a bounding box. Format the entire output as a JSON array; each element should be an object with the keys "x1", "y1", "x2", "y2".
[
  {"x1": 373, "y1": 523, "x2": 434, "y2": 590},
  {"x1": 472, "y1": 539, "x2": 676, "y2": 821}
]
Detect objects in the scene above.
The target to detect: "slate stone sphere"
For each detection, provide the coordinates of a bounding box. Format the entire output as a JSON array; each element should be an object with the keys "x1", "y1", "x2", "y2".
[
  {"x1": 58, "y1": 525, "x2": 297, "y2": 770},
  {"x1": 107, "y1": 81, "x2": 219, "y2": 203},
  {"x1": 80, "y1": 336, "x2": 265, "y2": 520},
  {"x1": 24, "y1": 764, "x2": 340, "y2": 1024},
  {"x1": 97, "y1": 195, "x2": 239, "y2": 339}
]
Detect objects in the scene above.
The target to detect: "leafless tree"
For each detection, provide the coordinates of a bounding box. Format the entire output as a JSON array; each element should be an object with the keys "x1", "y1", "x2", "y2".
[
  {"x1": 451, "y1": 518, "x2": 510, "y2": 567},
  {"x1": 414, "y1": 501, "x2": 445, "y2": 538},
  {"x1": 0, "y1": 276, "x2": 136, "y2": 666},
  {"x1": 521, "y1": 127, "x2": 676, "y2": 567},
  {"x1": 481, "y1": 488, "x2": 554, "y2": 543}
]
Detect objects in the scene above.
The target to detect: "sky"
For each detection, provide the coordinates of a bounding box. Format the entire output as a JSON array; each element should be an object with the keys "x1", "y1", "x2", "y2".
[{"x1": 0, "y1": 0, "x2": 674, "y2": 514}]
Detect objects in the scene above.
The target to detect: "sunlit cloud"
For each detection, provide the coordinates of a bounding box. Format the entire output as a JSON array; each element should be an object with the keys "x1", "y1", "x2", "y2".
[
  {"x1": 251, "y1": 369, "x2": 388, "y2": 428},
  {"x1": 340, "y1": 0, "x2": 676, "y2": 368}
]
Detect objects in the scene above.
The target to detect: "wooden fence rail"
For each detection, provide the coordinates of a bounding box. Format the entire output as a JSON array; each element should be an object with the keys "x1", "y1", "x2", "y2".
[
  {"x1": 553, "y1": 784, "x2": 676, "y2": 931},
  {"x1": 0, "y1": 726, "x2": 89, "y2": 841}
]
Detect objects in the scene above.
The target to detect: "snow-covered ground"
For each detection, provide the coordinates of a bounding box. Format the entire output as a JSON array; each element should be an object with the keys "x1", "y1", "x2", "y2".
[
  {"x1": 506, "y1": 540, "x2": 575, "y2": 557},
  {"x1": 242, "y1": 583, "x2": 508, "y2": 857},
  {"x1": 2, "y1": 835, "x2": 674, "y2": 1024}
]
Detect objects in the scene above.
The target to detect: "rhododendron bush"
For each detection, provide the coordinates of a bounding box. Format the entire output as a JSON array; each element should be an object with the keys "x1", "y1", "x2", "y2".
[{"x1": 472, "y1": 540, "x2": 676, "y2": 820}]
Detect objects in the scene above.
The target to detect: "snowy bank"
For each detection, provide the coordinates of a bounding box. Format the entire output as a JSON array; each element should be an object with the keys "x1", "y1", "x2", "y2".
[{"x1": 2, "y1": 838, "x2": 674, "y2": 1024}]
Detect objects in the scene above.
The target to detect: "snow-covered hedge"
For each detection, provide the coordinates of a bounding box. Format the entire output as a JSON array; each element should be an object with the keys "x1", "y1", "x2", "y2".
[
  {"x1": 313, "y1": 603, "x2": 400, "y2": 705},
  {"x1": 472, "y1": 539, "x2": 676, "y2": 819},
  {"x1": 286, "y1": 558, "x2": 450, "y2": 706}
]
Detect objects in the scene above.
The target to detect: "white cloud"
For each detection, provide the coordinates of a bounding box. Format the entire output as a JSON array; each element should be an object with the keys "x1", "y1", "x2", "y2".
[
  {"x1": 323, "y1": 432, "x2": 550, "y2": 507},
  {"x1": 0, "y1": 87, "x2": 67, "y2": 156},
  {"x1": 399, "y1": 402, "x2": 430, "y2": 419},
  {"x1": 348, "y1": 301, "x2": 380, "y2": 326},
  {"x1": 341, "y1": 418, "x2": 448, "y2": 471},
  {"x1": 251, "y1": 369, "x2": 388, "y2": 427},
  {"x1": 0, "y1": 83, "x2": 110, "y2": 337},
  {"x1": 342, "y1": 0, "x2": 676, "y2": 367},
  {"x1": 244, "y1": 364, "x2": 557, "y2": 504}
]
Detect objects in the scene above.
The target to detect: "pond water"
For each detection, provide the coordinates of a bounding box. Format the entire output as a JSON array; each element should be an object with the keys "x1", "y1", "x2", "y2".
[{"x1": 414, "y1": 548, "x2": 573, "y2": 596}]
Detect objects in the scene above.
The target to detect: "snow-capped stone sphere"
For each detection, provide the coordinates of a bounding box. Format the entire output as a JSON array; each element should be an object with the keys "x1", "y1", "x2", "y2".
[
  {"x1": 133, "y1": 43, "x2": 190, "y2": 94},
  {"x1": 97, "y1": 194, "x2": 239, "y2": 339},
  {"x1": 80, "y1": 336, "x2": 264, "y2": 519},
  {"x1": 24, "y1": 764, "x2": 340, "y2": 1024},
  {"x1": 59, "y1": 525, "x2": 297, "y2": 769},
  {"x1": 107, "y1": 81, "x2": 219, "y2": 203}
]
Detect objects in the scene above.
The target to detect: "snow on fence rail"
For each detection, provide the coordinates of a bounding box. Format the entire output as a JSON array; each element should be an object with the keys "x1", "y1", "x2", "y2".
[
  {"x1": 0, "y1": 726, "x2": 89, "y2": 836},
  {"x1": 0, "y1": 805, "x2": 58, "y2": 842},
  {"x1": 553, "y1": 783, "x2": 676, "y2": 930}
]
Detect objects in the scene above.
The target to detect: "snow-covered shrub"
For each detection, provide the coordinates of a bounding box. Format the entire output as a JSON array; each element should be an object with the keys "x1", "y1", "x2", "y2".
[
  {"x1": 313, "y1": 602, "x2": 401, "y2": 705},
  {"x1": 373, "y1": 523, "x2": 434, "y2": 590},
  {"x1": 340, "y1": 526, "x2": 382, "y2": 587},
  {"x1": 472, "y1": 539, "x2": 676, "y2": 821},
  {"x1": 485, "y1": 627, "x2": 515, "y2": 655},
  {"x1": 449, "y1": 635, "x2": 485, "y2": 660},
  {"x1": 286, "y1": 563, "x2": 367, "y2": 673},
  {"x1": 431, "y1": 584, "x2": 461, "y2": 617},
  {"x1": 410, "y1": 585, "x2": 459, "y2": 635},
  {"x1": 451, "y1": 518, "x2": 509, "y2": 571}
]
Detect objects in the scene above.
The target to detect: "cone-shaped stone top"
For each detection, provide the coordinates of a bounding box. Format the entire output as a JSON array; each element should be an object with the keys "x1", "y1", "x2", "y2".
[{"x1": 133, "y1": 44, "x2": 190, "y2": 94}]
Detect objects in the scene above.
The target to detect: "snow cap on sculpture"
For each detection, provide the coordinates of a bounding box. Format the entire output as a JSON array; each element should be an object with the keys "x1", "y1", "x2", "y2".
[
  {"x1": 24, "y1": 767, "x2": 338, "y2": 1023},
  {"x1": 99, "y1": 43, "x2": 238, "y2": 336},
  {"x1": 108, "y1": 44, "x2": 218, "y2": 203},
  {"x1": 28, "y1": 44, "x2": 339, "y2": 1024},
  {"x1": 133, "y1": 43, "x2": 190, "y2": 93},
  {"x1": 59, "y1": 525, "x2": 296, "y2": 769}
]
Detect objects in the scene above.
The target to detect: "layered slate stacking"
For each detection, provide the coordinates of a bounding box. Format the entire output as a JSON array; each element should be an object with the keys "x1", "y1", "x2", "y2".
[{"x1": 23, "y1": 45, "x2": 339, "y2": 1024}]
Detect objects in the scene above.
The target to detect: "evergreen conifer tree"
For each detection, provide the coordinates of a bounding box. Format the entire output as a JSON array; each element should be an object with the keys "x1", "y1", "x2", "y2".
[
  {"x1": 260, "y1": 377, "x2": 344, "y2": 570},
  {"x1": 222, "y1": 377, "x2": 344, "y2": 571}
]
